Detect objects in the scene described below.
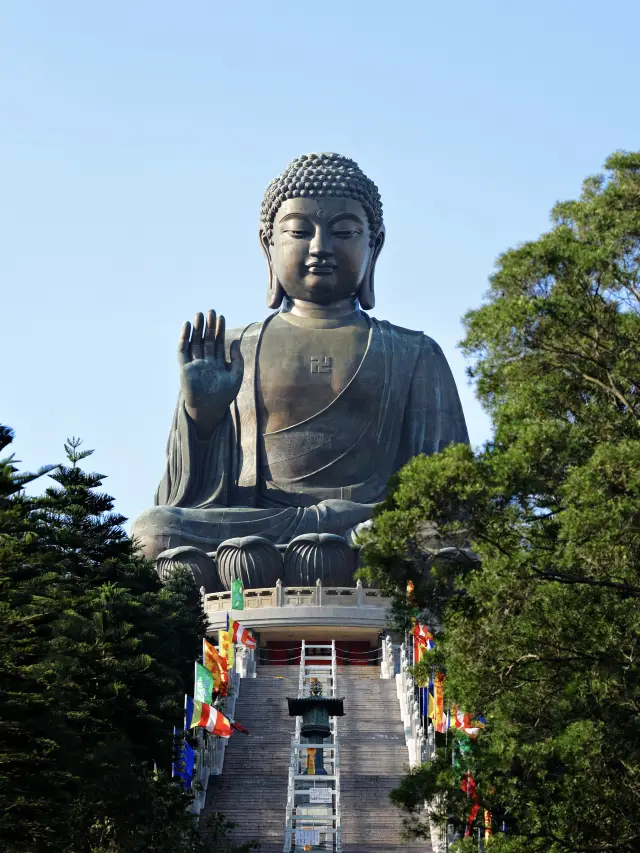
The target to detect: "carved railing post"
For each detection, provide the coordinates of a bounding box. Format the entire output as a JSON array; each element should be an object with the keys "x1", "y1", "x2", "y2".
[
  {"x1": 315, "y1": 577, "x2": 323, "y2": 606},
  {"x1": 355, "y1": 578, "x2": 365, "y2": 606},
  {"x1": 380, "y1": 634, "x2": 394, "y2": 678},
  {"x1": 276, "y1": 578, "x2": 284, "y2": 607}
]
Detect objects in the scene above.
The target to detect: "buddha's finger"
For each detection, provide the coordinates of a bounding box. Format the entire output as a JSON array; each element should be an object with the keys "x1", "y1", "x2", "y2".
[
  {"x1": 178, "y1": 321, "x2": 191, "y2": 366},
  {"x1": 204, "y1": 309, "x2": 216, "y2": 359},
  {"x1": 191, "y1": 312, "x2": 204, "y2": 360},
  {"x1": 215, "y1": 314, "x2": 226, "y2": 360},
  {"x1": 229, "y1": 339, "x2": 243, "y2": 379}
]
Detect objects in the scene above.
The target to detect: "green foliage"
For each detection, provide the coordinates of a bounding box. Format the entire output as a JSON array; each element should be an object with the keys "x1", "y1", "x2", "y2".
[
  {"x1": 0, "y1": 429, "x2": 213, "y2": 852},
  {"x1": 200, "y1": 813, "x2": 260, "y2": 853},
  {"x1": 362, "y1": 152, "x2": 640, "y2": 852}
]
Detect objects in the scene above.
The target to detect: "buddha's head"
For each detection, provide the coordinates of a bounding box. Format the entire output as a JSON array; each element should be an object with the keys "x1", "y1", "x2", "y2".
[{"x1": 260, "y1": 153, "x2": 385, "y2": 310}]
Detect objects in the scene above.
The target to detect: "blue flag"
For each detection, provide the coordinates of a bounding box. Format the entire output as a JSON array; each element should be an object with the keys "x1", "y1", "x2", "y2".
[
  {"x1": 420, "y1": 687, "x2": 429, "y2": 717},
  {"x1": 172, "y1": 727, "x2": 196, "y2": 790}
]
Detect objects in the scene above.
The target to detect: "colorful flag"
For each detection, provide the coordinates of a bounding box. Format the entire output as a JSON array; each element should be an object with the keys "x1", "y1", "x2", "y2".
[
  {"x1": 434, "y1": 672, "x2": 447, "y2": 733},
  {"x1": 202, "y1": 638, "x2": 229, "y2": 696},
  {"x1": 460, "y1": 773, "x2": 480, "y2": 837},
  {"x1": 185, "y1": 696, "x2": 233, "y2": 737},
  {"x1": 484, "y1": 810, "x2": 493, "y2": 840},
  {"x1": 226, "y1": 614, "x2": 256, "y2": 650},
  {"x1": 219, "y1": 627, "x2": 235, "y2": 667},
  {"x1": 172, "y1": 729, "x2": 195, "y2": 790},
  {"x1": 231, "y1": 578, "x2": 245, "y2": 610},
  {"x1": 203, "y1": 638, "x2": 230, "y2": 695},
  {"x1": 194, "y1": 661, "x2": 214, "y2": 704},
  {"x1": 413, "y1": 622, "x2": 435, "y2": 665},
  {"x1": 453, "y1": 705, "x2": 485, "y2": 738}
]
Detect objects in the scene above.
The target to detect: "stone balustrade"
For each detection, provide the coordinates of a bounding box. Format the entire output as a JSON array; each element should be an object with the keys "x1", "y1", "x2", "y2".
[{"x1": 203, "y1": 579, "x2": 392, "y2": 632}]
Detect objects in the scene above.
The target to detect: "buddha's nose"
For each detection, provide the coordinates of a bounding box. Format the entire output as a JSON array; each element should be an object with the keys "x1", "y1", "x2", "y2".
[{"x1": 309, "y1": 226, "x2": 333, "y2": 257}]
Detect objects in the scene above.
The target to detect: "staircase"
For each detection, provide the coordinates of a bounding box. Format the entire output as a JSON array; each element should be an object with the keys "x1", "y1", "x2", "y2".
[
  {"x1": 339, "y1": 669, "x2": 430, "y2": 853},
  {"x1": 201, "y1": 664, "x2": 431, "y2": 853},
  {"x1": 201, "y1": 666, "x2": 298, "y2": 853}
]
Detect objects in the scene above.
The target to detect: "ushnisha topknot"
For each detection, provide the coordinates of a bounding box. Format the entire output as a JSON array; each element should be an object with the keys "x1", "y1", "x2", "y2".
[{"x1": 261, "y1": 152, "x2": 383, "y2": 247}]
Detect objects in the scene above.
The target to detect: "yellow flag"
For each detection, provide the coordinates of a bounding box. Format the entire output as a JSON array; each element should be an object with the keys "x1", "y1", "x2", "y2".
[{"x1": 219, "y1": 628, "x2": 235, "y2": 668}]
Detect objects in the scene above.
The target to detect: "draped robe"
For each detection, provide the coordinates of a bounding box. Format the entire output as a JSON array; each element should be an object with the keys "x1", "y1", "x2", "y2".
[{"x1": 133, "y1": 314, "x2": 469, "y2": 557}]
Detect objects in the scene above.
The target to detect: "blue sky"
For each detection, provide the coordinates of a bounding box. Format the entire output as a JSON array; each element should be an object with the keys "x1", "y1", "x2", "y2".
[{"x1": 2, "y1": 1, "x2": 639, "y2": 527}]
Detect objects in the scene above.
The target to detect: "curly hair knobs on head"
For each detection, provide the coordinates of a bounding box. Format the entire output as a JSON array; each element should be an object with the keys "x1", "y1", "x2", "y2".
[{"x1": 260, "y1": 152, "x2": 383, "y2": 247}]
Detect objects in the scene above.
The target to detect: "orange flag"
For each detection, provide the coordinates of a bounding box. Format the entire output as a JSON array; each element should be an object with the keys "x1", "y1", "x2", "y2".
[{"x1": 203, "y1": 638, "x2": 229, "y2": 696}]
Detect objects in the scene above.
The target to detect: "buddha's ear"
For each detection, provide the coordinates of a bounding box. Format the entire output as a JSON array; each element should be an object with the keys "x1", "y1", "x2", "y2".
[
  {"x1": 259, "y1": 228, "x2": 284, "y2": 309},
  {"x1": 359, "y1": 227, "x2": 385, "y2": 311}
]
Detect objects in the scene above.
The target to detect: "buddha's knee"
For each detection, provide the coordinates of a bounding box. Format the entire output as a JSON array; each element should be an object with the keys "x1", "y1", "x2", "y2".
[{"x1": 131, "y1": 506, "x2": 183, "y2": 560}]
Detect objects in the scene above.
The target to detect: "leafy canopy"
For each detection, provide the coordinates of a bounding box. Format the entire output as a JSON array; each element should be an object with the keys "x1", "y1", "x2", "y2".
[{"x1": 361, "y1": 151, "x2": 640, "y2": 852}]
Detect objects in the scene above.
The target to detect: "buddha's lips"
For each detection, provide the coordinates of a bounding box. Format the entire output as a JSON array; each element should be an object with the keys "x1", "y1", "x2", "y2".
[{"x1": 306, "y1": 263, "x2": 336, "y2": 275}]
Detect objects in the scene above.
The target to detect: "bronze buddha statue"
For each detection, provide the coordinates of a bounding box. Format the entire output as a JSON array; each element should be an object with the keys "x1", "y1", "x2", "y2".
[{"x1": 132, "y1": 153, "x2": 468, "y2": 589}]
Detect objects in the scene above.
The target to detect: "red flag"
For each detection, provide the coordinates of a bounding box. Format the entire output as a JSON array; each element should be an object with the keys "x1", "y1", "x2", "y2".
[{"x1": 460, "y1": 773, "x2": 480, "y2": 837}]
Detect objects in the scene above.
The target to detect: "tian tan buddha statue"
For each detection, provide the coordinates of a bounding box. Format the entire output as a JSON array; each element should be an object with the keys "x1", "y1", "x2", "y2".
[{"x1": 132, "y1": 153, "x2": 468, "y2": 591}]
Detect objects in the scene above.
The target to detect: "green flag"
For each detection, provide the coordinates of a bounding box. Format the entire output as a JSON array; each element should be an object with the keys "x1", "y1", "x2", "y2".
[
  {"x1": 194, "y1": 662, "x2": 214, "y2": 704},
  {"x1": 231, "y1": 578, "x2": 244, "y2": 611}
]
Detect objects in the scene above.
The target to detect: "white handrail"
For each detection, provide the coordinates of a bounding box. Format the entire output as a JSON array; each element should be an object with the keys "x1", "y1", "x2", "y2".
[
  {"x1": 284, "y1": 639, "x2": 341, "y2": 852},
  {"x1": 396, "y1": 642, "x2": 430, "y2": 767},
  {"x1": 394, "y1": 641, "x2": 448, "y2": 853}
]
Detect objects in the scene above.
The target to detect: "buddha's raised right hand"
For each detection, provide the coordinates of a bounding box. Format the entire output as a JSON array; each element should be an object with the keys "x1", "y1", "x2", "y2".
[{"x1": 178, "y1": 310, "x2": 244, "y2": 435}]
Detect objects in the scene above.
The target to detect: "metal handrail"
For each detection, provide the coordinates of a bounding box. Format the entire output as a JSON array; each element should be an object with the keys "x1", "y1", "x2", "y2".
[{"x1": 284, "y1": 639, "x2": 341, "y2": 852}]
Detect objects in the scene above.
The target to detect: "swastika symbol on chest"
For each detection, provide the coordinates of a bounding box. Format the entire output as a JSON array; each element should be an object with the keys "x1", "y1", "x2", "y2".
[{"x1": 310, "y1": 356, "x2": 333, "y2": 374}]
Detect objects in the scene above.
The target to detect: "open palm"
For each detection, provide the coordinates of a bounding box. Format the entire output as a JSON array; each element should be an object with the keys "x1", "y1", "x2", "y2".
[{"x1": 178, "y1": 310, "x2": 243, "y2": 426}]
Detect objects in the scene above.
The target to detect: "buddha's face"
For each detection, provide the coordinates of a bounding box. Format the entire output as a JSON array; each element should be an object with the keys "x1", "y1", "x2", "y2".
[{"x1": 265, "y1": 197, "x2": 380, "y2": 305}]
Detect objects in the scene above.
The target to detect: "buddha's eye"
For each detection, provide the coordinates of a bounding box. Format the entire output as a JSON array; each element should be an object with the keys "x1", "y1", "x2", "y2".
[
  {"x1": 283, "y1": 227, "x2": 313, "y2": 239},
  {"x1": 331, "y1": 228, "x2": 361, "y2": 240}
]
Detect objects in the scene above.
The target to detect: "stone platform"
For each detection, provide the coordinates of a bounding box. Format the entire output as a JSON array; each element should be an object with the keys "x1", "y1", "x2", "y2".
[{"x1": 204, "y1": 579, "x2": 391, "y2": 634}]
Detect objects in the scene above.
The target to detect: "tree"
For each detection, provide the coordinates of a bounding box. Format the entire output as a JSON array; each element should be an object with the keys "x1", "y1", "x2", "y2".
[
  {"x1": 0, "y1": 426, "x2": 81, "y2": 849},
  {"x1": 361, "y1": 152, "x2": 640, "y2": 852},
  {"x1": 0, "y1": 429, "x2": 216, "y2": 852}
]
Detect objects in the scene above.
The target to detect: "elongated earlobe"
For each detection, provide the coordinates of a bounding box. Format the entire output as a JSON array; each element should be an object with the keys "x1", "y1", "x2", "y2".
[
  {"x1": 266, "y1": 267, "x2": 284, "y2": 309},
  {"x1": 259, "y1": 228, "x2": 284, "y2": 309},
  {"x1": 358, "y1": 228, "x2": 385, "y2": 311}
]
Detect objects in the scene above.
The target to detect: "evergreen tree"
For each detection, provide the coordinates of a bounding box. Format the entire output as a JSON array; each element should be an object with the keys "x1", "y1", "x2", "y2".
[
  {"x1": 0, "y1": 427, "x2": 82, "y2": 849},
  {"x1": 362, "y1": 152, "x2": 640, "y2": 852},
  {"x1": 0, "y1": 429, "x2": 215, "y2": 852}
]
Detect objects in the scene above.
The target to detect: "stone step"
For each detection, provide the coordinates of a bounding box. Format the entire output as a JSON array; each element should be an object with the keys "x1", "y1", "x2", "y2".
[{"x1": 201, "y1": 669, "x2": 432, "y2": 853}]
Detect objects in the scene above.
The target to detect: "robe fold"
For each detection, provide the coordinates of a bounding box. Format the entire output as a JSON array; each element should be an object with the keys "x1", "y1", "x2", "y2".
[{"x1": 134, "y1": 315, "x2": 469, "y2": 556}]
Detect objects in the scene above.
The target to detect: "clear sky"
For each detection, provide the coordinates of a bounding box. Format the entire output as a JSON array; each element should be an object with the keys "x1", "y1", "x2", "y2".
[{"x1": 2, "y1": 1, "x2": 639, "y2": 528}]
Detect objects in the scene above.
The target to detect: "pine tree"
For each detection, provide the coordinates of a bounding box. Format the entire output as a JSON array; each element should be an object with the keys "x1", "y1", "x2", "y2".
[
  {"x1": 0, "y1": 430, "x2": 213, "y2": 852},
  {"x1": 0, "y1": 427, "x2": 82, "y2": 849},
  {"x1": 362, "y1": 152, "x2": 640, "y2": 852}
]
